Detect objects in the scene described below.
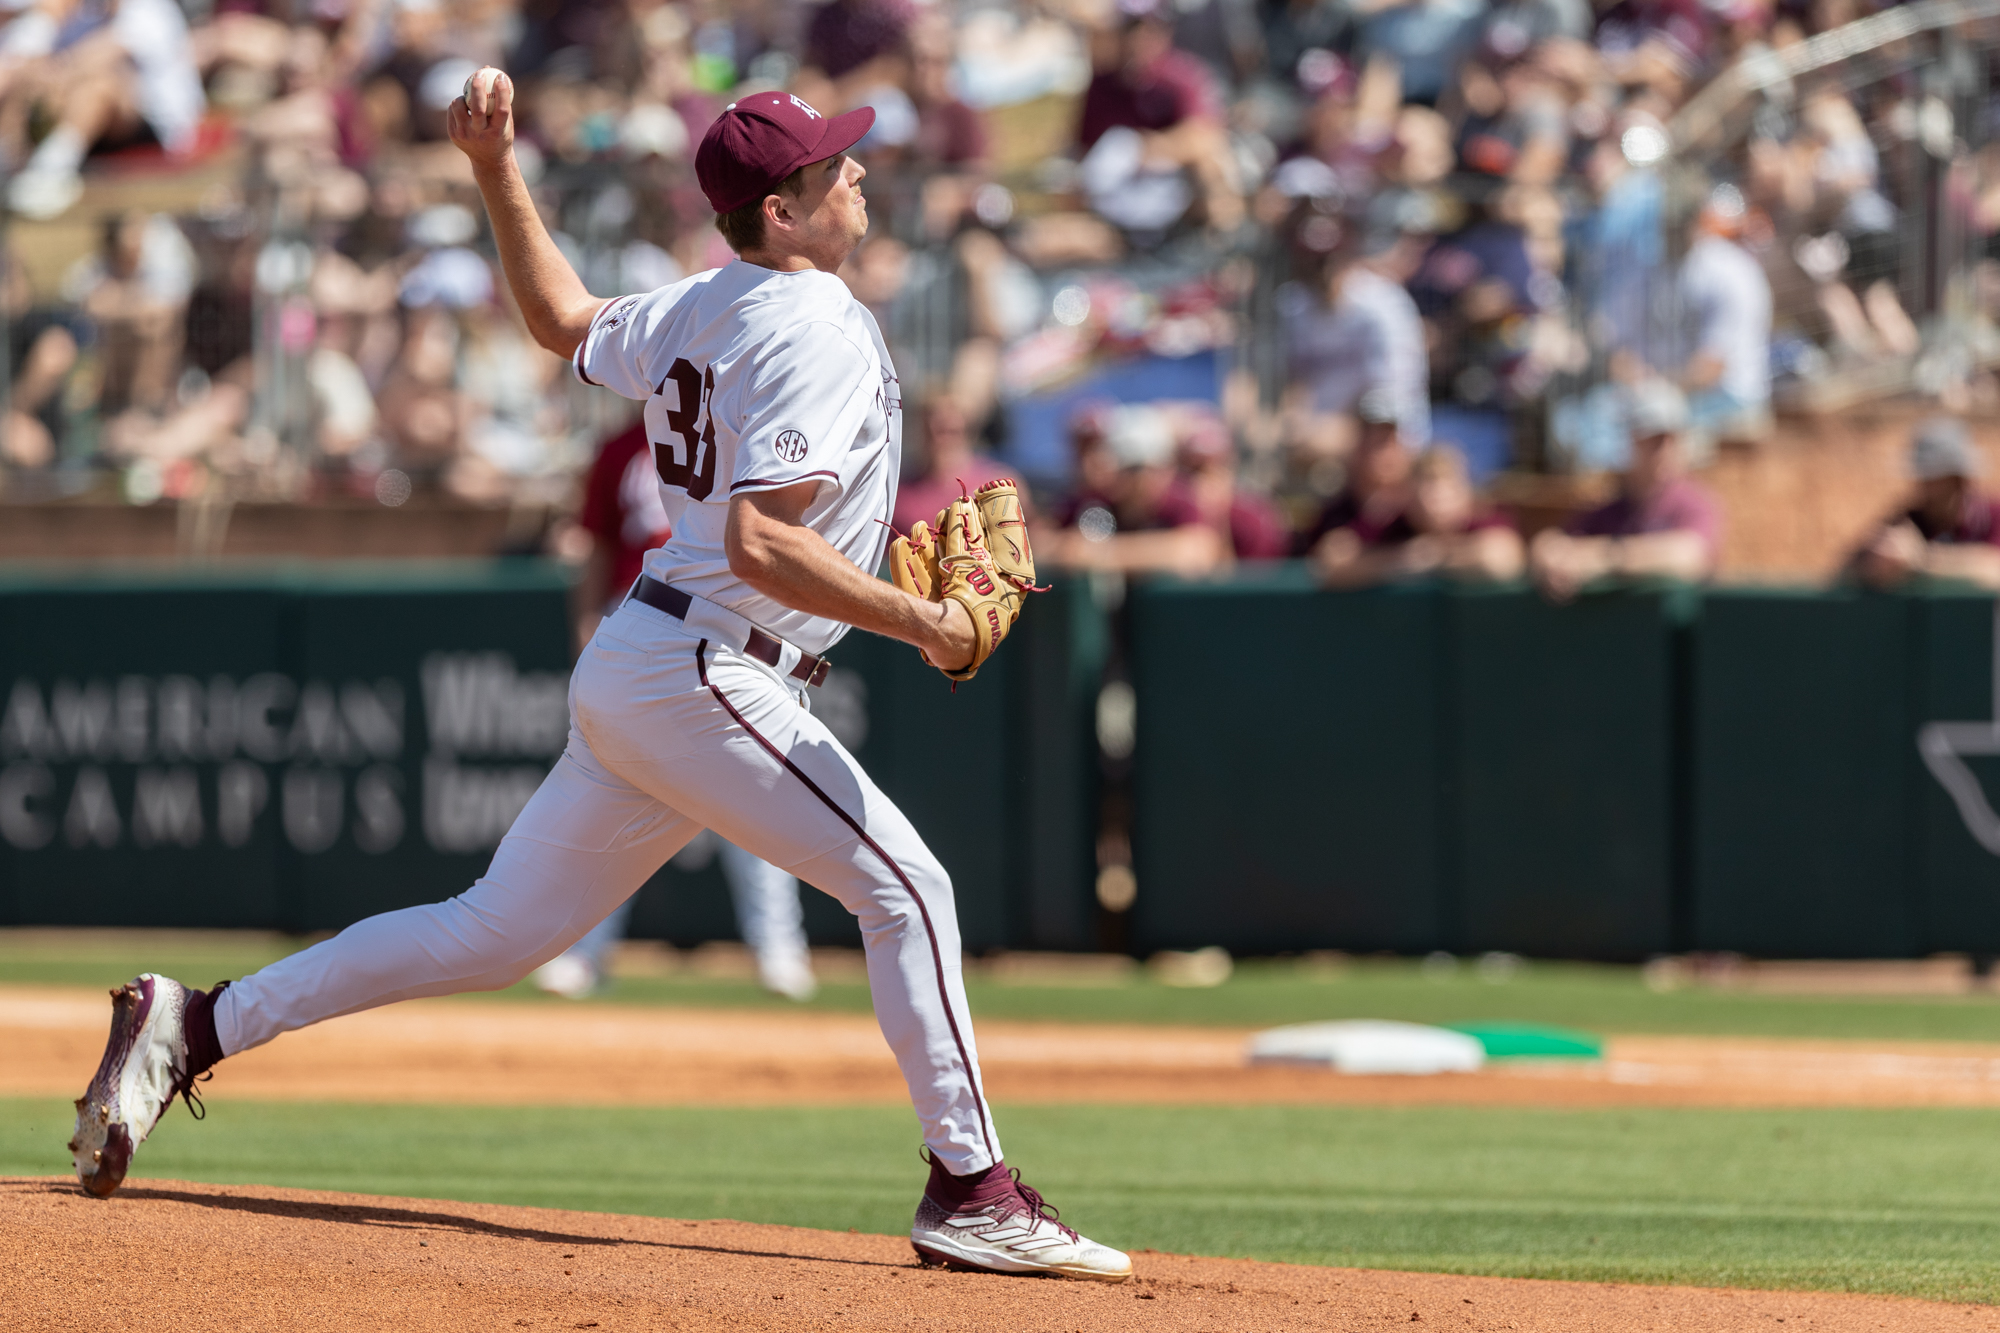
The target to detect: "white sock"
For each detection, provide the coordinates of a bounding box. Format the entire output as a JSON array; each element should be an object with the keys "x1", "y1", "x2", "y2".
[{"x1": 25, "y1": 126, "x2": 85, "y2": 178}]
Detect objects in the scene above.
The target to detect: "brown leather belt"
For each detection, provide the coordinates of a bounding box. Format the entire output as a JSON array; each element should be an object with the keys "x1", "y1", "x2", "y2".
[{"x1": 629, "y1": 575, "x2": 832, "y2": 688}]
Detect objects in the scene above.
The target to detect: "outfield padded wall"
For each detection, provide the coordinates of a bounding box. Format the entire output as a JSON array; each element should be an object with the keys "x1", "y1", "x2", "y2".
[
  {"x1": 1914, "y1": 591, "x2": 2000, "y2": 954},
  {"x1": 0, "y1": 563, "x2": 572, "y2": 932},
  {"x1": 1689, "y1": 592, "x2": 1922, "y2": 956},
  {"x1": 0, "y1": 565, "x2": 1104, "y2": 955},
  {"x1": 1129, "y1": 583, "x2": 1684, "y2": 960},
  {"x1": 1449, "y1": 588, "x2": 1686, "y2": 959},
  {"x1": 9, "y1": 568, "x2": 2000, "y2": 960},
  {"x1": 1129, "y1": 575, "x2": 1449, "y2": 955},
  {"x1": 1689, "y1": 589, "x2": 2000, "y2": 958},
  {"x1": 1129, "y1": 580, "x2": 2000, "y2": 961}
]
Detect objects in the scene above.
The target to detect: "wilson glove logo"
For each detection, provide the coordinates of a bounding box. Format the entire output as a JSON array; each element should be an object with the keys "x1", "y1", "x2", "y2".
[
  {"x1": 774, "y1": 430, "x2": 809, "y2": 463},
  {"x1": 967, "y1": 567, "x2": 995, "y2": 596}
]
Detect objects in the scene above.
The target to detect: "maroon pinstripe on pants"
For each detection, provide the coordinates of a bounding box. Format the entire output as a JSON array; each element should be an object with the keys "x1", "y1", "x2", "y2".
[{"x1": 695, "y1": 640, "x2": 998, "y2": 1161}]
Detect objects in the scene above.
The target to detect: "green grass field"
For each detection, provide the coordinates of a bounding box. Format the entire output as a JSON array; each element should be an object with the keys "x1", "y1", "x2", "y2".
[
  {"x1": 10, "y1": 928, "x2": 2000, "y2": 1042},
  {"x1": 14, "y1": 929, "x2": 2000, "y2": 1302},
  {"x1": 9, "y1": 1097, "x2": 2000, "y2": 1303}
]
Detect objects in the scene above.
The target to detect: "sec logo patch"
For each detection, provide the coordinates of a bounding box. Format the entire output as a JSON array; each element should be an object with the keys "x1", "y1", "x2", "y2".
[{"x1": 774, "y1": 430, "x2": 809, "y2": 463}]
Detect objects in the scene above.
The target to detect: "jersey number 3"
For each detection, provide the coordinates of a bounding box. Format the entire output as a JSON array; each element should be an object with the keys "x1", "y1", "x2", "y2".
[{"x1": 655, "y1": 358, "x2": 716, "y2": 500}]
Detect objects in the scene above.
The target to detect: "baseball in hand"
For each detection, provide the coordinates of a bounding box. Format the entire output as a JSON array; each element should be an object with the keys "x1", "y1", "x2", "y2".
[
  {"x1": 460, "y1": 67, "x2": 511, "y2": 128},
  {"x1": 463, "y1": 67, "x2": 501, "y2": 103}
]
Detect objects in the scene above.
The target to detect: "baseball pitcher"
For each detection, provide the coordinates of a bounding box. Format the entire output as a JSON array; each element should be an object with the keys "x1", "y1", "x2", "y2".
[{"x1": 66, "y1": 71, "x2": 1129, "y2": 1282}]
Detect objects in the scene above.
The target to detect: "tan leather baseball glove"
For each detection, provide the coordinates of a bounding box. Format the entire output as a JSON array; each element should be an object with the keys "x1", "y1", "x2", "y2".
[
  {"x1": 890, "y1": 516, "x2": 943, "y2": 602},
  {"x1": 888, "y1": 479, "x2": 1038, "y2": 683}
]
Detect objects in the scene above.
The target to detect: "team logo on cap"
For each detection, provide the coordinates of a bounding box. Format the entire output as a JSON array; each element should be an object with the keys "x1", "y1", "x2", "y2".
[
  {"x1": 788, "y1": 94, "x2": 822, "y2": 120},
  {"x1": 774, "y1": 430, "x2": 809, "y2": 462}
]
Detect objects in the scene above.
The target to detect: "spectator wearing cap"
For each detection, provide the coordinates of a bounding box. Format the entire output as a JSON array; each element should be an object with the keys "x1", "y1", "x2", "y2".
[
  {"x1": 1046, "y1": 404, "x2": 1122, "y2": 522},
  {"x1": 1530, "y1": 380, "x2": 1721, "y2": 601},
  {"x1": 1041, "y1": 403, "x2": 1230, "y2": 577},
  {"x1": 1075, "y1": 0, "x2": 1243, "y2": 235},
  {"x1": 66, "y1": 212, "x2": 194, "y2": 417},
  {"x1": 1297, "y1": 392, "x2": 1415, "y2": 555},
  {"x1": 1282, "y1": 234, "x2": 1431, "y2": 461},
  {"x1": 1407, "y1": 189, "x2": 1566, "y2": 472},
  {"x1": 894, "y1": 396, "x2": 1018, "y2": 536},
  {"x1": 1849, "y1": 418, "x2": 2000, "y2": 591},
  {"x1": 1676, "y1": 186, "x2": 1771, "y2": 456},
  {"x1": 1155, "y1": 411, "x2": 1292, "y2": 561},
  {"x1": 1315, "y1": 444, "x2": 1523, "y2": 586}
]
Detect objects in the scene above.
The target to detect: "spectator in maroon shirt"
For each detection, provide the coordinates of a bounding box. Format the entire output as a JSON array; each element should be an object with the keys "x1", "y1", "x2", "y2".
[
  {"x1": 1530, "y1": 380, "x2": 1721, "y2": 601},
  {"x1": 1298, "y1": 391, "x2": 1416, "y2": 557},
  {"x1": 1157, "y1": 413, "x2": 1293, "y2": 561},
  {"x1": 1849, "y1": 417, "x2": 2000, "y2": 591},
  {"x1": 867, "y1": 13, "x2": 992, "y2": 241},
  {"x1": 1038, "y1": 404, "x2": 1125, "y2": 539},
  {"x1": 909, "y1": 21, "x2": 989, "y2": 172},
  {"x1": 1075, "y1": 1, "x2": 1244, "y2": 234},
  {"x1": 1078, "y1": 6, "x2": 1219, "y2": 149},
  {"x1": 894, "y1": 396, "x2": 1018, "y2": 536},
  {"x1": 1316, "y1": 445, "x2": 1524, "y2": 586},
  {"x1": 1040, "y1": 403, "x2": 1231, "y2": 577}
]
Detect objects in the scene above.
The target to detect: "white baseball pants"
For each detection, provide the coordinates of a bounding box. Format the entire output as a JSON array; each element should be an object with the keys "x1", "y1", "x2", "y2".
[{"x1": 213, "y1": 598, "x2": 1002, "y2": 1173}]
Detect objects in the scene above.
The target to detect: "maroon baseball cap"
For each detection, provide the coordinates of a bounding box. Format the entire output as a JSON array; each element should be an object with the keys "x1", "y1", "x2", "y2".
[{"x1": 695, "y1": 92, "x2": 875, "y2": 215}]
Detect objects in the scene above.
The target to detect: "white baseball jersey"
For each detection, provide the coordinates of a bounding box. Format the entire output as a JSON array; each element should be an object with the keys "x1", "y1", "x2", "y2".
[
  {"x1": 573, "y1": 261, "x2": 903, "y2": 655},
  {"x1": 212, "y1": 258, "x2": 1004, "y2": 1188}
]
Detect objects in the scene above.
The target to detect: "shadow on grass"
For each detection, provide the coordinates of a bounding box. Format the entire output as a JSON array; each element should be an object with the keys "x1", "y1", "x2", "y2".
[{"x1": 5, "y1": 1177, "x2": 911, "y2": 1270}]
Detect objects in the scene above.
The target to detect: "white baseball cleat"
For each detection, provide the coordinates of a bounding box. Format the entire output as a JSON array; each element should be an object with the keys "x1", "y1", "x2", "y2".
[
  {"x1": 911, "y1": 1169, "x2": 1133, "y2": 1281},
  {"x1": 531, "y1": 953, "x2": 600, "y2": 999},
  {"x1": 758, "y1": 951, "x2": 818, "y2": 1002},
  {"x1": 70, "y1": 975, "x2": 199, "y2": 1198}
]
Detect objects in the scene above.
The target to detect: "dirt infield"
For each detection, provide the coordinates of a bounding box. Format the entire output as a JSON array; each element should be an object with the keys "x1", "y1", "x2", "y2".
[
  {"x1": 13, "y1": 984, "x2": 2000, "y2": 1108},
  {"x1": 8, "y1": 1175, "x2": 1998, "y2": 1333}
]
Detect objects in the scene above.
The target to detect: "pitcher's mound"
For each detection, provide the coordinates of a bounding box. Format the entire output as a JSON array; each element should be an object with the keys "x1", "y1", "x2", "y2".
[{"x1": 4, "y1": 1175, "x2": 1995, "y2": 1332}]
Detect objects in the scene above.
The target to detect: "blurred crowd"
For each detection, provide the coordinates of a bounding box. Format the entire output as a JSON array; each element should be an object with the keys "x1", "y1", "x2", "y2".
[{"x1": 0, "y1": 0, "x2": 1996, "y2": 591}]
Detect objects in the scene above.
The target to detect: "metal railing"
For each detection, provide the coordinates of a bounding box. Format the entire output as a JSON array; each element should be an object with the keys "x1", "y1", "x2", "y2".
[{"x1": 1550, "y1": 0, "x2": 2000, "y2": 464}]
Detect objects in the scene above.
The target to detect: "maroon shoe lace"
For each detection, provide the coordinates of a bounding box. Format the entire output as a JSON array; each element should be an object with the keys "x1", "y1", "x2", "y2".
[
  {"x1": 1009, "y1": 1172, "x2": 1078, "y2": 1243},
  {"x1": 172, "y1": 1068, "x2": 213, "y2": 1120},
  {"x1": 170, "y1": 981, "x2": 230, "y2": 1121}
]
